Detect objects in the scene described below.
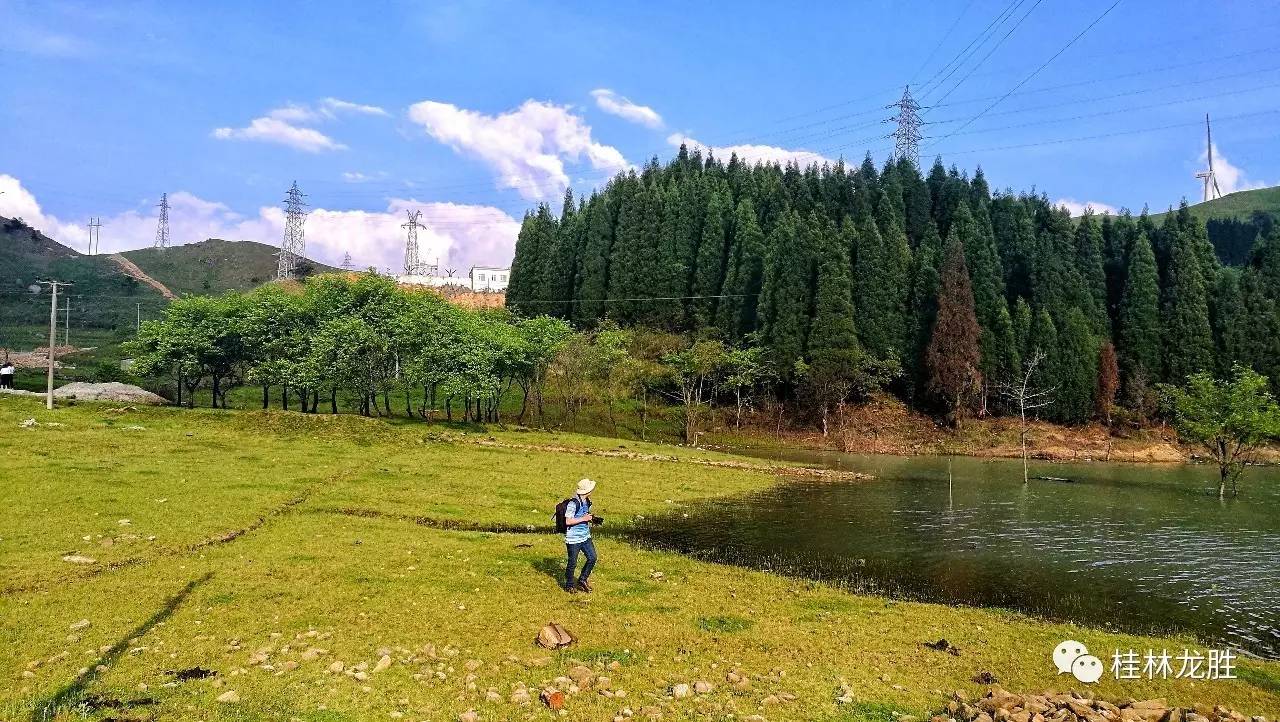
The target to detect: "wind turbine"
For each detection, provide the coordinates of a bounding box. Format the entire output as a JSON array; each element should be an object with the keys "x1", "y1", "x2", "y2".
[{"x1": 1194, "y1": 114, "x2": 1222, "y2": 203}]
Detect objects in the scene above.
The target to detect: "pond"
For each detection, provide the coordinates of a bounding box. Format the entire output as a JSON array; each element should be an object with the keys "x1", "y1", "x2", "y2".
[{"x1": 625, "y1": 451, "x2": 1280, "y2": 658}]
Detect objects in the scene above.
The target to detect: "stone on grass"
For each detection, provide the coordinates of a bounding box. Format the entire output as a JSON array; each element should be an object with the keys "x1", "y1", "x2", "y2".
[
  {"x1": 459, "y1": 711, "x2": 478, "y2": 722},
  {"x1": 69, "y1": 619, "x2": 91, "y2": 631},
  {"x1": 510, "y1": 688, "x2": 531, "y2": 704},
  {"x1": 671, "y1": 683, "x2": 691, "y2": 699},
  {"x1": 541, "y1": 689, "x2": 565, "y2": 710},
  {"x1": 216, "y1": 690, "x2": 240, "y2": 703},
  {"x1": 693, "y1": 681, "x2": 713, "y2": 694},
  {"x1": 61, "y1": 555, "x2": 96, "y2": 565},
  {"x1": 373, "y1": 654, "x2": 392, "y2": 673},
  {"x1": 53, "y1": 381, "x2": 166, "y2": 405},
  {"x1": 328, "y1": 661, "x2": 344, "y2": 673}
]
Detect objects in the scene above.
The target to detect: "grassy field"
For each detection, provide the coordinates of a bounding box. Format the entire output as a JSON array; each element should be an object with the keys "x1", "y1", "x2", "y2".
[{"x1": 2, "y1": 397, "x2": 1279, "y2": 722}]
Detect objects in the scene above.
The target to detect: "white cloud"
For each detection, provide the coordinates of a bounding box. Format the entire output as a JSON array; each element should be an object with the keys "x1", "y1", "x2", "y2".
[
  {"x1": 213, "y1": 117, "x2": 347, "y2": 153},
  {"x1": 1201, "y1": 143, "x2": 1266, "y2": 196},
  {"x1": 0, "y1": 174, "x2": 520, "y2": 272},
  {"x1": 408, "y1": 99, "x2": 629, "y2": 200},
  {"x1": 214, "y1": 97, "x2": 386, "y2": 153},
  {"x1": 590, "y1": 89, "x2": 663, "y2": 129},
  {"x1": 666, "y1": 133, "x2": 834, "y2": 168},
  {"x1": 341, "y1": 171, "x2": 386, "y2": 183},
  {"x1": 1055, "y1": 198, "x2": 1120, "y2": 217}
]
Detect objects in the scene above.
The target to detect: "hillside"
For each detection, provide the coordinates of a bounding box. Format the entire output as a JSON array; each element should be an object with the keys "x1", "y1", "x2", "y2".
[
  {"x1": 0, "y1": 219, "x2": 341, "y2": 345},
  {"x1": 1150, "y1": 186, "x2": 1279, "y2": 265},
  {"x1": 123, "y1": 238, "x2": 341, "y2": 297},
  {"x1": 0, "y1": 216, "x2": 165, "y2": 337}
]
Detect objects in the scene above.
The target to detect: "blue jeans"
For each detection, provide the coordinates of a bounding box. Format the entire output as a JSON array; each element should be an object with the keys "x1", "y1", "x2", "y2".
[{"x1": 565, "y1": 539, "x2": 597, "y2": 588}]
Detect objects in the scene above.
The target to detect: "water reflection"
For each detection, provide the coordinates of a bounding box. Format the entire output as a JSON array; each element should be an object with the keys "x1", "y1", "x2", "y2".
[{"x1": 626, "y1": 452, "x2": 1280, "y2": 658}]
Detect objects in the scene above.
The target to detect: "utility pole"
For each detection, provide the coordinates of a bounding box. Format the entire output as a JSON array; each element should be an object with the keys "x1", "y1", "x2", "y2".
[
  {"x1": 39, "y1": 281, "x2": 72, "y2": 410},
  {"x1": 401, "y1": 209, "x2": 426, "y2": 276},
  {"x1": 136, "y1": 303, "x2": 142, "y2": 333},
  {"x1": 154, "y1": 193, "x2": 170, "y2": 249},
  {"x1": 87, "y1": 217, "x2": 102, "y2": 255},
  {"x1": 1195, "y1": 113, "x2": 1222, "y2": 203},
  {"x1": 278, "y1": 181, "x2": 308, "y2": 280},
  {"x1": 63, "y1": 296, "x2": 71, "y2": 348}
]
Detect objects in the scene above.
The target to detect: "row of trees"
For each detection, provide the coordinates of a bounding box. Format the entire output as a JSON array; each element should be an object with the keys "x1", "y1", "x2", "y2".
[
  {"x1": 507, "y1": 149, "x2": 1280, "y2": 428},
  {"x1": 126, "y1": 273, "x2": 773, "y2": 444}
]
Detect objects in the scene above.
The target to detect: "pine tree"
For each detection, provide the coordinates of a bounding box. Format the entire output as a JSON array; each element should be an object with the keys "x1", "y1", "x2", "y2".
[
  {"x1": 692, "y1": 188, "x2": 729, "y2": 328},
  {"x1": 926, "y1": 233, "x2": 982, "y2": 423},
  {"x1": 805, "y1": 213, "x2": 862, "y2": 433},
  {"x1": 1074, "y1": 210, "x2": 1108, "y2": 333},
  {"x1": 540, "y1": 189, "x2": 580, "y2": 318},
  {"x1": 757, "y1": 211, "x2": 813, "y2": 379},
  {"x1": 959, "y1": 198, "x2": 1016, "y2": 390},
  {"x1": 1117, "y1": 231, "x2": 1160, "y2": 397},
  {"x1": 716, "y1": 198, "x2": 766, "y2": 337},
  {"x1": 507, "y1": 204, "x2": 555, "y2": 315},
  {"x1": 574, "y1": 194, "x2": 613, "y2": 325},
  {"x1": 1053, "y1": 307, "x2": 1098, "y2": 424},
  {"x1": 1012, "y1": 296, "x2": 1033, "y2": 364},
  {"x1": 1162, "y1": 224, "x2": 1214, "y2": 383},
  {"x1": 905, "y1": 218, "x2": 943, "y2": 400},
  {"x1": 1237, "y1": 266, "x2": 1280, "y2": 388},
  {"x1": 1211, "y1": 268, "x2": 1245, "y2": 375}
]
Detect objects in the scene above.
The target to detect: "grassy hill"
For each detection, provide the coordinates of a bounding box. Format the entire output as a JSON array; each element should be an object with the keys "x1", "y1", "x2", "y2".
[
  {"x1": 1150, "y1": 185, "x2": 1280, "y2": 224},
  {"x1": 124, "y1": 238, "x2": 341, "y2": 297},
  {"x1": 0, "y1": 218, "x2": 340, "y2": 351}
]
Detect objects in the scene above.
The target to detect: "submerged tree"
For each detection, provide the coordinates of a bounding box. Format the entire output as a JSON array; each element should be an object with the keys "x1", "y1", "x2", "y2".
[
  {"x1": 1163, "y1": 365, "x2": 1280, "y2": 498},
  {"x1": 996, "y1": 349, "x2": 1055, "y2": 484}
]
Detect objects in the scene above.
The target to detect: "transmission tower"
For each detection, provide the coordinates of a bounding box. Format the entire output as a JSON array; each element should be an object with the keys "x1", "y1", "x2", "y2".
[
  {"x1": 154, "y1": 194, "x2": 170, "y2": 249},
  {"x1": 887, "y1": 86, "x2": 925, "y2": 167},
  {"x1": 1195, "y1": 113, "x2": 1222, "y2": 203},
  {"x1": 401, "y1": 209, "x2": 428, "y2": 276},
  {"x1": 341, "y1": 252, "x2": 354, "y2": 270},
  {"x1": 277, "y1": 181, "x2": 308, "y2": 280},
  {"x1": 87, "y1": 217, "x2": 102, "y2": 255}
]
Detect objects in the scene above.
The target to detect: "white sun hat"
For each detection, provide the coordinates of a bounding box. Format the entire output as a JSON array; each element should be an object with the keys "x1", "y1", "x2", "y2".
[{"x1": 576, "y1": 478, "x2": 597, "y2": 496}]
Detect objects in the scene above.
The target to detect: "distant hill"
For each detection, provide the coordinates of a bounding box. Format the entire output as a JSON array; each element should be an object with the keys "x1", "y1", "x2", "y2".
[
  {"x1": 1146, "y1": 186, "x2": 1279, "y2": 266},
  {"x1": 0, "y1": 218, "x2": 339, "y2": 344},
  {"x1": 123, "y1": 238, "x2": 341, "y2": 297}
]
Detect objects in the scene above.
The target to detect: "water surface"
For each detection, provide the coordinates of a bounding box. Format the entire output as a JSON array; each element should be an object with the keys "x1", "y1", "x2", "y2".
[{"x1": 627, "y1": 451, "x2": 1280, "y2": 658}]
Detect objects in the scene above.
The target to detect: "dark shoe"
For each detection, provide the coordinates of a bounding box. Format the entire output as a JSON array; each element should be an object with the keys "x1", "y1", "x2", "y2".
[
  {"x1": 564, "y1": 584, "x2": 577, "y2": 594},
  {"x1": 576, "y1": 579, "x2": 593, "y2": 593}
]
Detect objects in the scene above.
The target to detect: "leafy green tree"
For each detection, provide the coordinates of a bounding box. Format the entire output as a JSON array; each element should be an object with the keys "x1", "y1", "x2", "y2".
[
  {"x1": 719, "y1": 345, "x2": 775, "y2": 430},
  {"x1": 1163, "y1": 365, "x2": 1280, "y2": 498},
  {"x1": 660, "y1": 339, "x2": 727, "y2": 445},
  {"x1": 513, "y1": 316, "x2": 572, "y2": 426}
]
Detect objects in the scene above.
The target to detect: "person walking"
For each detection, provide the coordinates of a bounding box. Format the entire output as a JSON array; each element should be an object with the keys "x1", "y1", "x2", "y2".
[
  {"x1": 563, "y1": 477, "x2": 598, "y2": 593},
  {"x1": 0, "y1": 360, "x2": 14, "y2": 389}
]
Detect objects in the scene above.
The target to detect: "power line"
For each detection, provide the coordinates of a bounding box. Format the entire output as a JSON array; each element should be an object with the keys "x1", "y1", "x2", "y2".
[
  {"x1": 909, "y1": 0, "x2": 980, "y2": 84},
  {"x1": 934, "y1": 108, "x2": 1279, "y2": 156},
  {"x1": 917, "y1": 0, "x2": 1026, "y2": 96},
  {"x1": 927, "y1": 0, "x2": 1048, "y2": 106},
  {"x1": 928, "y1": 0, "x2": 1125, "y2": 146}
]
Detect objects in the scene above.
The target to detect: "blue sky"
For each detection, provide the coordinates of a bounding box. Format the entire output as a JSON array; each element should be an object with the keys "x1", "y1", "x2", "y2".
[{"x1": 1, "y1": 0, "x2": 1277, "y2": 272}]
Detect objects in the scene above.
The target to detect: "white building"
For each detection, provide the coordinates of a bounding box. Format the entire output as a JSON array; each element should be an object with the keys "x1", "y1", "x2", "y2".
[{"x1": 469, "y1": 266, "x2": 510, "y2": 292}]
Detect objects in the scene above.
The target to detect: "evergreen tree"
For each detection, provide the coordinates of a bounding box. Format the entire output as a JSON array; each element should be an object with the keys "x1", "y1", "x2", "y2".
[
  {"x1": 1012, "y1": 296, "x2": 1033, "y2": 364},
  {"x1": 574, "y1": 194, "x2": 613, "y2": 325},
  {"x1": 1117, "y1": 231, "x2": 1160, "y2": 397},
  {"x1": 540, "y1": 189, "x2": 580, "y2": 318},
  {"x1": 1162, "y1": 224, "x2": 1214, "y2": 383},
  {"x1": 692, "y1": 188, "x2": 729, "y2": 328},
  {"x1": 805, "y1": 214, "x2": 863, "y2": 432},
  {"x1": 926, "y1": 234, "x2": 982, "y2": 422},
  {"x1": 1074, "y1": 210, "x2": 1108, "y2": 333},
  {"x1": 1053, "y1": 307, "x2": 1098, "y2": 424},
  {"x1": 716, "y1": 198, "x2": 766, "y2": 337},
  {"x1": 757, "y1": 211, "x2": 813, "y2": 380},
  {"x1": 507, "y1": 204, "x2": 555, "y2": 315},
  {"x1": 1211, "y1": 268, "x2": 1245, "y2": 375},
  {"x1": 959, "y1": 199, "x2": 1017, "y2": 390},
  {"x1": 905, "y1": 218, "x2": 943, "y2": 400}
]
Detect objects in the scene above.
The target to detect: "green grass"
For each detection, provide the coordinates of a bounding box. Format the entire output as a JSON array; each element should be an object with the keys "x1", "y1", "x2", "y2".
[
  {"x1": 1149, "y1": 185, "x2": 1280, "y2": 223},
  {"x1": 2, "y1": 396, "x2": 1279, "y2": 721}
]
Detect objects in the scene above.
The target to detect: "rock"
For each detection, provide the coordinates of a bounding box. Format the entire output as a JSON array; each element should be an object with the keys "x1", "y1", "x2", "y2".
[
  {"x1": 693, "y1": 681, "x2": 713, "y2": 694},
  {"x1": 672, "y1": 683, "x2": 691, "y2": 698},
  {"x1": 53, "y1": 382, "x2": 167, "y2": 405},
  {"x1": 465, "y1": 659, "x2": 483, "y2": 672},
  {"x1": 216, "y1": 691, "x2": 240, "y2": 704},
  {"x1": 459, "y1": 711, "x2": 478, "y2": 722},
  {"x1": 510, "y1": 688, "x2": 531, "y2": 704},
  {"x1": 69, "y1": 619, "x2": 91, "y2": 631},
  {"x1": 61, "y1": 554, "x2": 96, "y2": 565},
  {"x1": 638, "y1": 706, "x2": 663, "y2": 719},
  {"x1": 536, "y1": 622, "x2": 575, "y2": 650},
  {"x1": 761, "y1": 695, "x2": 780, "y2": 705},
  {"x1": 726, "y1": 672, "x2": 743, "y2": 683},
  {"x1": 541, "y1": 689, "x2": 565, "y2": 710},
  {"x1": 373, "y1": 655, "x2": 392, "y2": 673},
  {"x1": 596, "y1": 676, "x2": 612, "y2": 690},
  {"x1": 485, "y1": 690, "x2": 502, "y2": 703},
  {"x1": 569, "y1": 665, "x2": 595, "y2": 686},
  {"x1": 353, "y1": 671, "x2": 368, "y2": 681},
  {"x1": 328, "y1": 661, "x2": 344, "y2": 673}
]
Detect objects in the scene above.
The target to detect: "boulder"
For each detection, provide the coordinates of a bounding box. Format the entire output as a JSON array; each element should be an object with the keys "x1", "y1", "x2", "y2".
[
  {"x1": 535, "y1": 622, "x2": 575, "y2": 650},
  {"x1": 53, "y1": 382, "x2": 166, "y2": 405}
]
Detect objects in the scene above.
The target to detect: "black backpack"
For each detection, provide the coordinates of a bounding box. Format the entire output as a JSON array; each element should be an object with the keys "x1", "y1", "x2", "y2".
[{"x1": 555, "y1": 497, "x2": 584, "y2": 533}]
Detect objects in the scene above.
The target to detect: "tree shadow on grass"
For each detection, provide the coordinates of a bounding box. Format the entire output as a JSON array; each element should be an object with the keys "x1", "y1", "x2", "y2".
[{"x1": 31, "y1": 572, "x2": 215, "y2": 722}]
